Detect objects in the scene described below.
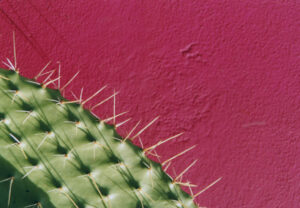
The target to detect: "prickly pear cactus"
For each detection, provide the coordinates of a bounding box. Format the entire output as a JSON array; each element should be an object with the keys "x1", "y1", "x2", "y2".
[{"x1": 0, "y1": 68, "x2": 198, "y2": 208}]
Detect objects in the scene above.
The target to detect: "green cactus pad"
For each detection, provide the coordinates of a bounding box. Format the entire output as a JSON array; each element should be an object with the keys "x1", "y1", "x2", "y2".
[{"x1": 0, "y1": 68, "x2": 198, "y2": 208}]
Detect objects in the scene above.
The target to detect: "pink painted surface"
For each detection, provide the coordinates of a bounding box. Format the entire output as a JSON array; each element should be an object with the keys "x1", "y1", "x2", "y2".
[{"x1": 0, "y1": 1, "x2": 299, "y2": 207}]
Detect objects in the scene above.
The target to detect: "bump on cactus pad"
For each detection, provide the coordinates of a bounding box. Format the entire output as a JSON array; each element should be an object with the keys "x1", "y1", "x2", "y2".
[{"x1": 0, "y1": 68, "x2": 199, "y2": 208}]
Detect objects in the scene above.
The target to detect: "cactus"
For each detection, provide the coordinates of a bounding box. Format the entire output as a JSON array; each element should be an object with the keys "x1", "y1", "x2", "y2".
[{"x1": 0, "y1": 66, "x2": 201, "y2": 208}]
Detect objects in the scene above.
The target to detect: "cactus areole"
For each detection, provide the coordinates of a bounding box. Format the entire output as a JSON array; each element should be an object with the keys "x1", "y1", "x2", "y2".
[{"x1": 0, "y1": 68, "x2": 198, "y2": 208}]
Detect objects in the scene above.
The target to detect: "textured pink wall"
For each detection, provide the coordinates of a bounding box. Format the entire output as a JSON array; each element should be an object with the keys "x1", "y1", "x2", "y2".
[{"x1": 0, "y1": 1, "x2": 299, "y2": 207}]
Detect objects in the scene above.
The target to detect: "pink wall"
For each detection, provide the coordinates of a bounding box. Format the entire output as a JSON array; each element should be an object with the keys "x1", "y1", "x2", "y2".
[{"x1": 0, "y1": 1, "x2": 299, "y2": 207}]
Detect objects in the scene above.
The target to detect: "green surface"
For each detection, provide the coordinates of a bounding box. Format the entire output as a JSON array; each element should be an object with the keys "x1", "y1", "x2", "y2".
[{"x1": 0, "y1": 68, "x2": 197, "y2": 208}]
